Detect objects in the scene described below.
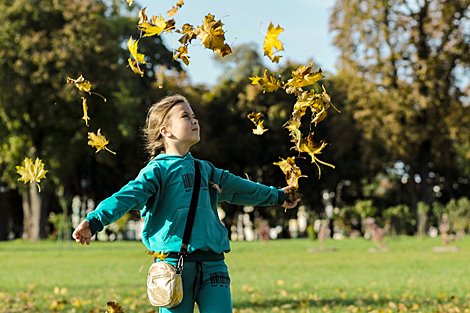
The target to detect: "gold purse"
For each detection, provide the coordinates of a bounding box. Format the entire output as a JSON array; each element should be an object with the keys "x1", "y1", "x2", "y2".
[
  {"x1": 147, "y1": 261, "x2": 183, "y2": 308},
  {"x1": 146, "y1": 161, "x2": 201, "y2": 308}
]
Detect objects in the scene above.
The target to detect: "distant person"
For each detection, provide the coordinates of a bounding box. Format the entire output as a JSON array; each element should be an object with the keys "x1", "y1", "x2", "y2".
[{"x1": 72, "y1": 94, "x2": 299, "y2": 313}]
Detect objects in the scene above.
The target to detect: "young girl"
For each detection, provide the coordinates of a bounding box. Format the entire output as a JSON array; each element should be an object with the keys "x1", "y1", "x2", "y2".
[{"x1": 72, "y1": 94, "x2": 300, "y2": 313}]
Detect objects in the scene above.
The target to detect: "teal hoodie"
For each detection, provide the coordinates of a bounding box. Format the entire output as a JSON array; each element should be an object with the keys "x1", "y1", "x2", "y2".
[{"x1": 85, "y1": 153, "x2": 285, "y2": 254}]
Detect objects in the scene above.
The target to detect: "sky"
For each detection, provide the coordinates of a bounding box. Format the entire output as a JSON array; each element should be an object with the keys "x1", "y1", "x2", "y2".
[{"x1": 136, "y1": 0, "x2": 340, "y2": 87}]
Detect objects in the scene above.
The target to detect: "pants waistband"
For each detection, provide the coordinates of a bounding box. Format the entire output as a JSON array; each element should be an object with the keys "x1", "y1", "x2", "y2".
[{"x1": 167, "y1": 250, "x2": 225, "y2": 262}]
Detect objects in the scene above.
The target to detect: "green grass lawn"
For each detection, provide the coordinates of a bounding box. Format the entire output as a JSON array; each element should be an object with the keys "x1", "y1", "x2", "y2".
[{"x1": 0, "y1": 236, "x2": 469, "y2": 312}]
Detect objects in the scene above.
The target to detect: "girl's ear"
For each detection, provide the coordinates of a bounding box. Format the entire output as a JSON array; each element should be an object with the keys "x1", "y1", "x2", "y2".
[{"x1": 160, "y1": 126, "x2": 172, "y2": 138}]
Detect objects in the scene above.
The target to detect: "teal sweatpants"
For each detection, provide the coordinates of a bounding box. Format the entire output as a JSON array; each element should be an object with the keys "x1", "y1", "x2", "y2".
[{"x1": 159, "y1": 259, "x2": 233, "y2": 313}]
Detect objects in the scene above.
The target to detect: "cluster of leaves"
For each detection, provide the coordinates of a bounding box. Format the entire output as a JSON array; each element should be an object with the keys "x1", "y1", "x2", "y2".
[
  {"x1": 128, "y1": 1, "x2": 232, "y2": 76},
  {"x1": 249, "y1": 55, "x2": 339, "y2": 203}
]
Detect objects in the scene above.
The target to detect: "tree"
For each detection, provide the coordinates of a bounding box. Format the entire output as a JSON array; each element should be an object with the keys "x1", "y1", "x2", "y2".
[
  {"x1": 0, "y1": 0, "x2": 179, "y2": 241},
  {"x1": 330, "y1": 0, "x2": 470, "y2": 208}
]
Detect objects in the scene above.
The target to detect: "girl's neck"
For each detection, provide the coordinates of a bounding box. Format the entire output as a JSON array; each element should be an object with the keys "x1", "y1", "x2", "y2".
[{"x1": 165, "y1": 145, "x2": 190, "y2": 156}]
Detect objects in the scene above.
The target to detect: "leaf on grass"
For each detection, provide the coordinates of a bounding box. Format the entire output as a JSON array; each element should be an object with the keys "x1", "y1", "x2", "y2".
[
  {"x1": 88, "y1": 129, "x2": 116, "y2": 155},
  {"x1": 167, "y1": 0, "x2": 184, "y2": 17},
  {"x1": 16, "y1": 157, "x2": 48, "y2": 192},
  {"x1": 262, "y1": 22, "x2": 284, "y2": 63},
  {"x1": 247, "y1": 112, "x2": 268, "y2": 135},
  {"x1": 249, "y1": 69, "x2": 281, "y2": 93},
  {"x1": 106, "y1": 301, "x2": 124, "y2": 313},
  {"x1": 81, "y1": 97, "x2": 90, "y2": 127},
  {"x1": 148, "y1": 250, "x2": 170, "y2": 261}
]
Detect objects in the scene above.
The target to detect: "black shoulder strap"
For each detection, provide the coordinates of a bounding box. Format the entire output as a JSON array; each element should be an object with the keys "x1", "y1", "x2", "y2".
[{"x1": 179, "y1": 160, "x2": 201, "y2": 258}]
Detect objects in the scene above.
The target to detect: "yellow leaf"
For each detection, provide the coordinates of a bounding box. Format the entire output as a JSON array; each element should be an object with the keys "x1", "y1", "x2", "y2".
[
  {"x1": 128, "y1": 58, "x2": 144, "y2": 77},
  {"x1": 125, "y1": 0, "x2": 132, "y2": 6},
  {"x1": 67, "y1": 75, "x2": 92, "y2": 93},
  {"x1": 174, "y1": 46, "x2": 191, "y2": 66},
  {"x1": 16, "y1": 157, "x2": 48, "y2": 192},
  {"x1": 273, "y1": 157, "x2": 305, "y2": 208},
  {"x1": 284, "y1": 63, "x2": 324, "y2": 91},
  {"x1": 297, "y1": 132, "x2": 334, "y2": 178},
  {"x1": 167, "y1": 0, "x2": 184, "y2": 17},
  {"x1": 249, "y1": 69, "x2": 281, "y2": 92},
  {"x1": 138, "y1": 9, "x2": 166, "y2": 37},
  {"x1": 88, "y1": 129, "x2": 116, "y2": 155},
  {"x1": 106, "y1": 301, "x2": 124, "y2": 313},
  {"x1": 196, "y1": 14, "x2": 231, "y2": 57},
  {"x1": 127, "y1": 36, "x2": 146, "y2": 64},
  {"x1": 262, "y1": 22, "x2": 284, "y2": 63},
  {"x1": 81, "y1": 97, "x2": 90, "y2": 127},
  {"x1": 247, "y1": 112, "x2": 268, "y2": 135},
  {"x1": 148, "y1": 250, "x2": 170, "y2": 261}
]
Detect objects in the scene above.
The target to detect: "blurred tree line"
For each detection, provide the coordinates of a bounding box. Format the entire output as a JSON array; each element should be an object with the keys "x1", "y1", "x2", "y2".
[{"x1": 0, "y1": 0, "x2": 469, "y2": 241}]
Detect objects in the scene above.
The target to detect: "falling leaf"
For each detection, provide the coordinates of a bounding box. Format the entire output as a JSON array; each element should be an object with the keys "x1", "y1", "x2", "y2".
[
  {"x1": 196, "y1": 14, "x2": 231, "y2": 57},
  {"x1": 262, "y1": 22, "x2": 284, "y2": 63},
  {"x1": 147, "y1": 250, "x2": 170, "y2": 261},
  {"x1": 81, "y1": 97, "x2": 90, "y2": 127},
  {"x1": 127, "y1": 36, "x2": 146, "y2": 64},
  {"x1": 176, "y1": 23, "x2": 198, "y2": 45},
  {"x1": 273, "y1": 157, "x2": 305, "y2": 207},
  {"x1": 106, "y1": 301, "x2": 124, "y2": 313},
  {"x1": 174, "y1": 46, "x2": 191, "y2": 66},
  {"x1": 247, "y1": 112, "x2": 268, "y2": 135},
  {"x1": 66, "y1": 75, "x2": 107, "y2": 102},
  {"x1": 210, "y1": 182, "x2": 223, "y2": 193},
  {"x1": 128, "y1": 58, "x2": 144, "y2": 77},
  {"x1": 167, "y1": 0, "x2": 184, "y2": 17},
  {"x1": 295, "y1": 132, "x2": 334, "y2": 178},
  {"x1": 88, "y1": 129, "x2": 116, "y2": 155},
  {"x1": 16, "y1": 157, "x2": 48, "y2": 192},
  {"x1": 284, "y1": 63, "x2": 324, "y2": 92},
  {"x1": 137, "y1": 8, "x2": 166, "y2": 37},
  {"x1": 125, "y1": 0, "x2": 132, "y2": 6},
  {"x1": 249, "y1": 69, "x2": 281, "y2": 92}
]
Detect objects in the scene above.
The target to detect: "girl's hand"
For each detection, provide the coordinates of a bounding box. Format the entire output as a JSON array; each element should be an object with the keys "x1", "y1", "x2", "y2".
[
  {"x1": 72, "y1": 220, "x2": 92, "y2": 245},
  {"x1": 281, "y1": 185, "x2": 301, "y2": 209}
]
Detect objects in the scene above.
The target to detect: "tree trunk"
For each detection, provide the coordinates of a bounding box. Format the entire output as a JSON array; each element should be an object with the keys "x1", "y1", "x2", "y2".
[{"x1": 21, "y1": 183, "x2": 42, "y2": 242}]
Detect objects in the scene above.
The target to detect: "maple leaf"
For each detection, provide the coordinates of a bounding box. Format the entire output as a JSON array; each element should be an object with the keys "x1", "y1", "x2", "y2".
[
  {"x1": 249, "y1": 69, "x2": 281, "y2": 92},
  {"x1": 284, "y1": 63, "x2": 324, "y2": 92},
  {"x1": 163, "y1": 19, "x2": 176, "y2": 33},
  {"x1": 147, "y1": 250, "x2": 170, "y2": 261},
  {"x1": 296, "y1": 132, "x2": 335, "y2": 178},
  {"x1": 137, "y1": 8, "x2": 166, "y2": 37},
  {"x1": 273, "y1": 157, "x2": 305, "y2": 207},
  {"x1": 125, "y1": 0, "x2": 132, "y2": 6},
  {"x1": 16, "y1": 157, "x2": 48, "y2": 192},
  {"x1": 262, "y1": 22, "x2": 284, "y2": 63},
  {"x1": 196, "y1": 14, "x2": 231, "y2": 57},
  {"x1": 127, "y1": 36, "x2": 146, "y2": 64},
  {"x1": 81, "y1": 97, "x2": 90, "y2": 127},
  {"x1": 88, "y1": 129, "x2": 116, "y2": 154},
  {"x1": 67, "y1": 75, "x2": 91, "y2": 93},
  {"x1": 247, "y1": 112, "x2": 268, "y2": 135},
  {"x1": 167, "y1": 0, "x2": 184, "y2": 17},
  {"x1": 66, "y1": 75, "x2": 107, "y2": 102},
  {"x1": 106, "y1": 301, "x2": 124, "y2": 313},
  {"x1": 128, "y1": 58, "x2": 144, "y2": 77},
  {"x1": 174, "y1": 46, "x2": 190, "y2": 66},
  {"x1": 176, "y1": 23, "x2": 198, "y2": 45}
]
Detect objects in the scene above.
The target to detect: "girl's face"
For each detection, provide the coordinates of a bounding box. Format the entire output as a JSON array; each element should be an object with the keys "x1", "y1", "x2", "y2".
[{"x1": 163, "y1": 101, "x2": 200, "y2": 152}]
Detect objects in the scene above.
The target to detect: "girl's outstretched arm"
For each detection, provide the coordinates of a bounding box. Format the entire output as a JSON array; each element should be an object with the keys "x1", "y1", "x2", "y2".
[
  {"x1": 72, "y1": 220, "x2": 92, "y2": 245},
  {"x1": 281, "y1": 185, "x2": 301, "y2": 209}
]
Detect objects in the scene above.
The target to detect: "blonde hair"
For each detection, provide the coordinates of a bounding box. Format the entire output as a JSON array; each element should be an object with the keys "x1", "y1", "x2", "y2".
[{"x1": 143, "y1": 94, "x2": 188, "y2": 160}]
